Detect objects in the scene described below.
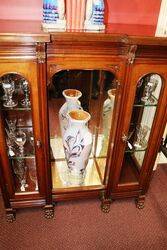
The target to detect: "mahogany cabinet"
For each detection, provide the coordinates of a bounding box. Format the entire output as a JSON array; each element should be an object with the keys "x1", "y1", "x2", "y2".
[
  {"x1": 0, "y1": 32, "x2": 52, "y2": 221},
  {"x1": 0, "y1": 22, "x2": 167, "y2": 221}
]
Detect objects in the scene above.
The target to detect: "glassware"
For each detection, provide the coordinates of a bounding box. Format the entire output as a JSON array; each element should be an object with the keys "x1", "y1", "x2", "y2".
[
  {"x1": 21, "y1": 80, "x2": 31, "y2": 107},
  {"x1": 6, "y1": 137, "x2": 15, "y2": 156},
  {"x1": 133, "y1": 124, "x2": 150, "y2": 149},
  {"x1": 29, "y1": 167, "x2": 38, "y2": 191},
  {"x1": 29, "y1": 132, "x2": 34, "y2": 147},
  {"x1": 141, "y1": 76, "x2": 158, "y2": 104},
  {"x1": 2, "y1": 80, "x2": 18, "y2": 108},
  {"x1": 5, "y1": 128, "x2": 15, "y2": 147},
  {"x1": 6, "y1": 118, "x2": 17, "y2": 133},
  {"x1": 29, "y1": 131, "x2": 35, "y2": 154},
  {"x1": 14, "y1": 130, "x2": 26, "y2": 157},
  {"x1": 13, "y1": 161, "x2": 28, "y2": 192}
]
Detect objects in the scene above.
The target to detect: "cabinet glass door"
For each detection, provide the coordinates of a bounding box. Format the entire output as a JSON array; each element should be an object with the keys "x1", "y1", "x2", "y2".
[
  {"x1": 48, "y1": 70, "x2": 119, "y2": 190},
  {"x1": 118, "y1": 73, "x2": 162, "y2": 185},
  {"x1": 0, "y1": 73, "x2": 38, "y2": 193}
]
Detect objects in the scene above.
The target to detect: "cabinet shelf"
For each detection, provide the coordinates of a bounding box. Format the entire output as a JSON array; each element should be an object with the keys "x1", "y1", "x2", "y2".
[
  {"x1": 133, "y1": 103, "x2": 157, "y2": 107},
  {"x1": 125, "y1": 147, "x2": 147, "y2": 153},
  {"x1": 51, "y1": 157, "x2": 105, "y2": 190},
  {"x1": 9, "y1": 154, "x2": 35, "y2": 160},
  {"x1": 1, "y1": 106, "x2": 31, "y2": 111}
]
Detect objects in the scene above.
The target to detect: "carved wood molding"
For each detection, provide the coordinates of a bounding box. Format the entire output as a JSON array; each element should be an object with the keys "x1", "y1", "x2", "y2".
[
  {"x1": 36, "y1": 43, "x2": 46, "y2": 64},
  {"x1": 127, "y1": 45, "x2": 137, "y2": 64},
  {"x1": 109, "y1": 65, "x2": 120, "y2": 72},
  {"x1": 49, "y1": 64, "x2": 63, "y2": 78}
]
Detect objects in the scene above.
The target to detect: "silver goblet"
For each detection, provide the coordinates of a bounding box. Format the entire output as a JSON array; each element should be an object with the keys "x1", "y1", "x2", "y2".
[
  {"x1": 6, "y1": 118, "x2": 17, "y2": 134},
  {"x1": 21, "y1": 80, "x2": 31, "y2": 107},
  {"x1": 2, "y1": 80, "x2": 18, "y2": 108},
  {"x1": 14, "y1": 162, "x2": 28, "y2": 192},
  {"x1": 14, "y1": 130, "x2": 26, "y2": 157},
  {"x1": 141, "y1": 76, "x2": 158, "y2": 104},
  {"x1": 133, "y1": 124, "x2": 150, "y2": 149},
  {"x1": 6, "y1": 136, "x2": 15, "y2": 157}
]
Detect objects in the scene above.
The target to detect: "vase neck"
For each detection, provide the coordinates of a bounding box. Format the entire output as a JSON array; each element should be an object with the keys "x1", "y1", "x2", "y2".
[
  {"x1": 70, "y1": 120, "x2": 87, "y2": 128},
  {"x1": 65, "y1": 98, "x2": 80, "y2": 111}
]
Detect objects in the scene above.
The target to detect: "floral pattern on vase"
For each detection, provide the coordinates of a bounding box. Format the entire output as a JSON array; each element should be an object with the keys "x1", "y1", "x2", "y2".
[
  {"x1": 84, "y1": 0, "x2": 105, "y2": 31},
  {"x1": 63, "y1": 110, "x2": 93, "y2": 185},
  {"x1": 59, "y1": 89, "x2": 82, "y2": 136},
  {"x1": 42, "y1": 0, "x2": 66, "y2": 30}
]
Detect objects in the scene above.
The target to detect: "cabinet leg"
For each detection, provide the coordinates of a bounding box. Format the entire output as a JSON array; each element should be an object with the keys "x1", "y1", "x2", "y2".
[
  {"x1": 44, "y1": 205, "x2": 54, "y2": 219},
  {"x1": 100, "y1": 191, "x2": 112, "y2": 213},
  {"x1": 6, "y1": 208, "x2": 16, "y2": 223},
  {"x1": 135, "y1": 195, "x2": 145, "y2": 209}
]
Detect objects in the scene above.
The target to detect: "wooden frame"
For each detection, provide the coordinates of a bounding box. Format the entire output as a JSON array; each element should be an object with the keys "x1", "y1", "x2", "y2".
[{"x1": 0, "y1": 21, "x2": 167, "y2": 220}]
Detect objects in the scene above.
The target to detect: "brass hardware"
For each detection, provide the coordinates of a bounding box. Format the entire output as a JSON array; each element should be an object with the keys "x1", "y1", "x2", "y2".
[
  {"x1": 36, "y1": 140, "x2": 42, "y2": 148},
  {"x1": 36, "y1": 42, "x2": 46, "y2": 64},
  {"x1": 122, "y1": 134, "x2": 128, "y2": 142},
  {"x1": 36, "y1": 51, "x2": 46, "y2": 64}
]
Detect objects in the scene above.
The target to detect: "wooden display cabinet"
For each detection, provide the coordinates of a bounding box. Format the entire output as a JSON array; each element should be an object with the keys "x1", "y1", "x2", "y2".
[
  {"x1": 0, "y1": 26, "x2": 52, "y2": 221},
  {"x1": 0, "y1": 21, "x2": 166, "y2": 221}
]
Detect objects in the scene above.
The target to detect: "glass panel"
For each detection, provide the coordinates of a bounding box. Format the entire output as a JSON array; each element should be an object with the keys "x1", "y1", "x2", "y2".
[
  {"x1": 0, "y1": 73, "x2": 38, "y2": 193},
  {"x1": 48, "y1": 70, "x2": 117, "y2": 188},
  {"x1": 119, "y1": 73, "x2": 162, "y2": 185}
]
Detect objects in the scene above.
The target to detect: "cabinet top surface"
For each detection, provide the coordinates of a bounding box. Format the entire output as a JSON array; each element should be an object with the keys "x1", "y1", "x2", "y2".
[
  {"x1": 0, "y1": 20, "x2": 167, "y2": 46},
  {"x1": 0, "y1": 20, "x2": 50, "y2": 43}
]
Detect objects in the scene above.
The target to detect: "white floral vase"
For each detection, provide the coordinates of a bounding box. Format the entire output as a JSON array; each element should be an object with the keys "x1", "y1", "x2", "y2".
[
  {"x1": 59, "y1": 89, "x2": 82, "y2": 137},
  {"x1": 42, "y1": 0, "x2": 66, "y2": 30},
  {"x1": 84, "y1": 0, "x2": 105, "y2": 31},
  {"x1": 63, "y1": 110, "x2": 93, "y2": 185},
  {"x1": 101, "y1": 89, "x2": 116, "y2": 156},
  {"x1": 103, "y1": 89, "x2": 116, "y2": 135}
]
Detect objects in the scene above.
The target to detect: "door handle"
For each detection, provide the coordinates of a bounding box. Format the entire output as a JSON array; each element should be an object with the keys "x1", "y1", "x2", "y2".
[
  {"x1": 36, "y1": 140, "x2": 42, "y2": 148},
  {"x1": 122, "y1": 134, "x2": 128, "y2": 142}
]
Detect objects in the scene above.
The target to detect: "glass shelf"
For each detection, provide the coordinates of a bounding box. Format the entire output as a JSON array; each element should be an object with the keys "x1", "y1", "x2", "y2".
[
  {"x1": 51, "y1": 157, "x2": 105, "y2": 190},
  {"x1": 133, "y1": 103, "x2": 157, "y2": 107},
  {"x1": 0, "y1": 106, "x2": 31, "y2": 111},
  {"x1": 125, "y1": 147, "x2": 147, "y2": 153},
  {"x1": 16, "y1": 125, "x2": 33, "y2": 129},
  {"x1": 9, "y1": 154, "x2": 35, "y2": 160}
]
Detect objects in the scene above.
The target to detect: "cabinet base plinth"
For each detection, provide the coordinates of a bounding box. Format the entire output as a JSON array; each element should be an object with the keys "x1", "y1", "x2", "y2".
[
  {"x1": 135, "y1": 195, "x2": 145, "y2": 209},
  {"x1": 6, "y1": 209, "x2": 16, "y2": 222},
  {"x1": 44, "y1": 205, "x2": 54, "y2": 219}
]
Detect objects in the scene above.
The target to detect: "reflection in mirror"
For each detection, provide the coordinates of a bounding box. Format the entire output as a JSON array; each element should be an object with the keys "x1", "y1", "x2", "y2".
[
  {"x1": 119, "y1": 73, "x2": 162, "y2": 185},
  {"x1": 48, "y1": 70, "x2": 117, "y2": 188},
  {"x1": 0, "y1": 73, "x2": 38, "y2": 192}
]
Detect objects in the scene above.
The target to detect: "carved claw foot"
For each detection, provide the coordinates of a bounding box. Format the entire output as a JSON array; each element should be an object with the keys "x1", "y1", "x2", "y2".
[
  {"x1": 44, "y1": 205, "x2": 54, "y2": 219},
  {"x1": 101, "y1": 202, "x2": 111, "y2": 213},
  {"x1": 136, "y1": 195, "x2": 145, "y2": 209},
  {"x1": 100, "y1": 191, "x2": 112, "y2": 213},
  {"x1": 6, "y1": 209, "x2": 16, "y2": 222}
]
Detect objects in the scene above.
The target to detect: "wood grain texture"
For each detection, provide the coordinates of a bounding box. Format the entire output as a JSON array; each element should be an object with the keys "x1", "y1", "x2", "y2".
[{"x1": 0, "y1": 24, "x2": 166, "y2": 218}]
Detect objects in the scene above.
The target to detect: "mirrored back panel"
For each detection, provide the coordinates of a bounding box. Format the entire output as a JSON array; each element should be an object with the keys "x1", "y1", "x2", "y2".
[{"x1": 48, "y1": 70, "x2": 118, "y2": 189}]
